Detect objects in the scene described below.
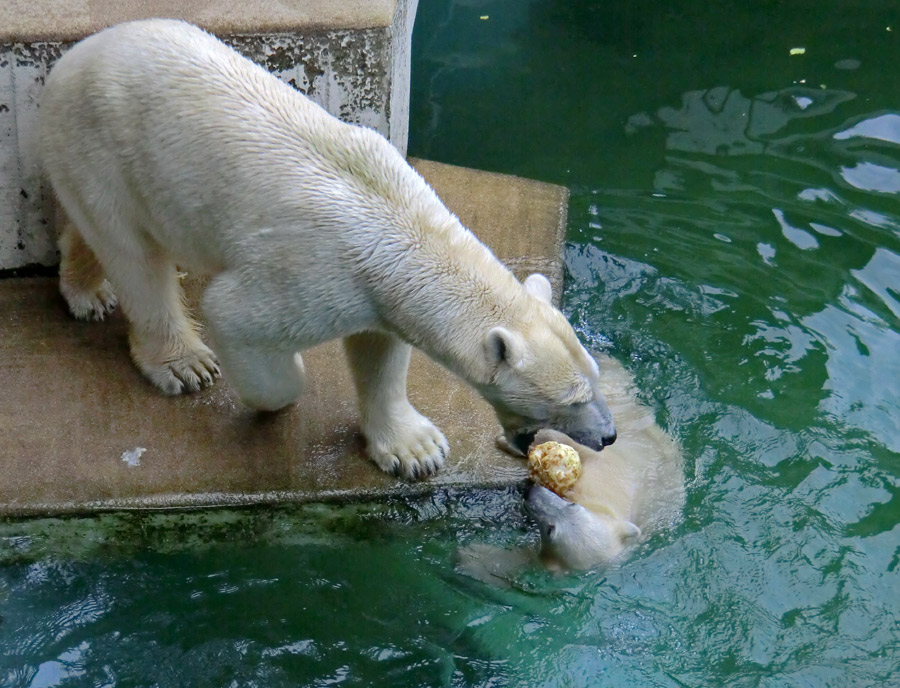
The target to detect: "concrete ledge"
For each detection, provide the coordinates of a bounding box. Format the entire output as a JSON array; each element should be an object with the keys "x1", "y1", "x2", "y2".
[
  {"x1": 0, "y1": 0, "x2": 399, "y2": 42},
  {"x1": 0, "y1": 159, "x2": 568, "y2": 517},
  {"x1": 0, "y1": 0, "x2": 417, "y2": 269}
]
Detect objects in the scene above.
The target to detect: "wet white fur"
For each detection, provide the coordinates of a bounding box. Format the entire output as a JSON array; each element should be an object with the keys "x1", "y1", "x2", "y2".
[
  {"x1": 528, "y1": 355, "x2": 684, "y2": 570},
  {"x1": 37, "y1": 19, "x2": 614, "y2": 479}
]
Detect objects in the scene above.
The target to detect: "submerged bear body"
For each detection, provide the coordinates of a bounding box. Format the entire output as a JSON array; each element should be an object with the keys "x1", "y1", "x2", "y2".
[{"x1": 526, "y1": 355, "x2": 685, "y2": 570}]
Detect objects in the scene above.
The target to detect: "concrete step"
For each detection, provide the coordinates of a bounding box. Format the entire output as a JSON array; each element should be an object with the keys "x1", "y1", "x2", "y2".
[
  {"x1": 0, "y1": 159, "x2": 569, "y2": 517},
  {"x1": 0, "y1": 0, "x2": 417, "y2": 269}
]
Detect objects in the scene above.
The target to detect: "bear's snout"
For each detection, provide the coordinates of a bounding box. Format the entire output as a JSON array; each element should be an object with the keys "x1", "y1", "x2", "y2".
[
  {"x1": 550, "y1": 395, "x2": 617, "y2": 452},
  {"x1": 564, "y1": 426, "x2": 616, "y2": 452}
]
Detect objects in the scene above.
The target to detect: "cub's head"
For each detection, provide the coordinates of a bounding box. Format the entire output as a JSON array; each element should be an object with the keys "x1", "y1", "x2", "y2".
[
  {"x1": 525, "y1": 484, "x2": 641, "y2": 570},
  {"x1": 479, "y1": 273, "x2": 616, "y2": 455}
]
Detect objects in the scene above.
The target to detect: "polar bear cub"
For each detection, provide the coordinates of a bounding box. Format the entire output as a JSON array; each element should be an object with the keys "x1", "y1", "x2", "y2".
[
  {"x1": 526, "y1": 354, "x2": 684, "y2": 569},
  {"x1": 37, "y1": 19, "x2": 617, "y2": 479}
]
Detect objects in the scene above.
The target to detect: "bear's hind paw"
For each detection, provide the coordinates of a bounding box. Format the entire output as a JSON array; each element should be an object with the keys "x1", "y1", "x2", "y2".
[{"x1": 60, "y1": 278, "x2": 118, "y2": 321}]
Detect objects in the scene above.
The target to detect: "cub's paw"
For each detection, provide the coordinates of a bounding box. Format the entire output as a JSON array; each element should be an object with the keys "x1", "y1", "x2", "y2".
[
  {"x1": 132, "y1": 338, "x2": 221, "y2": 395},
  {"x1": 60, "y1": 278, "x2": 118, "y2": 321},
  {"x1": 366, "y1": 410, "x2": 451, "y2": 480}
]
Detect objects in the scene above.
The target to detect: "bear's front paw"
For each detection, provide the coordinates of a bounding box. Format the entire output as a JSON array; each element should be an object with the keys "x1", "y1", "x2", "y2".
[{"x1": 366, "y1": 410, "x2": 450, "y2": 481}]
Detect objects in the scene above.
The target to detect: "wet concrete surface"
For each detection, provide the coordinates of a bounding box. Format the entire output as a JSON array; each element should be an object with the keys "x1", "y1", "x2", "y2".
[{"x1": 0, "y1": 159, "x2": 567, "y2": 515}]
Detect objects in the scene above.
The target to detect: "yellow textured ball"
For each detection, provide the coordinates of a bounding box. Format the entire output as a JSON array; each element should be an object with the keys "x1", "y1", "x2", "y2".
[{"x1": 528, "y1": 440, "x2": 582, "y2": 496}]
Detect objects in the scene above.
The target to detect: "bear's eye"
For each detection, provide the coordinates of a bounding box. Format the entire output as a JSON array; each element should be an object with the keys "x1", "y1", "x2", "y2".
[
  {"x1": 559, "y1": 380, "x2": 592, "y2": 405},
  {"x1": 546, "y1": 524, "x2": 557, "y2": 540}
]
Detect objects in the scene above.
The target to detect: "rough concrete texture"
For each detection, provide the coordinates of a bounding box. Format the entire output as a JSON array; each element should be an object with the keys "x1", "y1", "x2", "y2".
[
  {"x1": 0, "y1": 0, "x2": 398, "y2": 42},
  {"x1": 0, "y1": 0, "x2": 416, "y2": 270},
  {"x1": 0, "y1": 159, "x2": 569, "y2": 517}
]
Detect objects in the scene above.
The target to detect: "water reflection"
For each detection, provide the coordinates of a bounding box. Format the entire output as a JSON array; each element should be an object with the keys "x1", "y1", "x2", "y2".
[
  {"x1": 773, "y1": 208, "x2": 819, "y2": 250},
  {"x1": 597, "y1": 74, "x2": 900, "y2": 454},
  {"x1": 805, "y1": 248, "x2": 900, "y2": 452},
  {"x1": 841, "y1": 162, "x2": 900, "y2": 194},
  {"x1": 27, "y1": 641, "x2": 91, "y2": 688},
  {"x1": 627, "y1": 86, "x2": 854, "y2": 158},
  {"x1": 834, "y1": 113, "x2": 900, "y2": 145}
]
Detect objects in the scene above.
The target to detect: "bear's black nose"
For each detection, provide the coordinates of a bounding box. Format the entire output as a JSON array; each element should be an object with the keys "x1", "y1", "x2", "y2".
[{"x1": 602, "y1": 431, "x2": 617, "y2": 447}]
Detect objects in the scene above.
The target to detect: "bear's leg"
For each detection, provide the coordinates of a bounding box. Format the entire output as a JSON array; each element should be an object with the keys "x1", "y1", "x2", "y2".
[
  {"x1": 207, "y1": 342, "x2": 306, "y2": 412},
  {"x1": 97, "y1": 240, "x2": 220, "y2": 395},
  {"x1": 343, "y1": 331, "x2": 450, "y2": 479},
  {"x1": 202, "y1": 273, "x2": 306, "y2": 411},
  {"x1": 58, "y1": 218, "x2": 118, "y2": 321},
  {"x1": 52, "y1": 185, "x2": 219, "y2": 395}
]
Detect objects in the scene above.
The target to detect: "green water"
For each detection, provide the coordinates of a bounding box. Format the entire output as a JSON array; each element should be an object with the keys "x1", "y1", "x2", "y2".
[{"x1": 3, "y1": 1, "x2": 900, "y2": 685}]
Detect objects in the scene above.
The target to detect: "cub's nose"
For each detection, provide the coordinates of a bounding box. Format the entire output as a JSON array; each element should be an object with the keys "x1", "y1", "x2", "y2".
[
  {"x1": 523, "y1": 481, "x2": 538, "y2": 500},
  {"x1": 602, "y1": 431, "x2": 617, "y2": 447}
]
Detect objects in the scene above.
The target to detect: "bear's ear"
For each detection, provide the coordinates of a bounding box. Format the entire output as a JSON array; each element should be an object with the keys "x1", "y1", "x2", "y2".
[
  {"x1": 524, "y1": 273, "x2": 553, "y2": 304},
  {"x1": 484, "y1": 327, "x2": 526, "y2": 369},
  {"x1": 618, "y1": 521, "x2": 642, "y2": 544}
]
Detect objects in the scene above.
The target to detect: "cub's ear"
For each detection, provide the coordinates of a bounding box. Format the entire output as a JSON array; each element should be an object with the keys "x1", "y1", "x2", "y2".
[
  {"x1": 484, "y1": 327, "x2": 526, "y2": 369},
  {"x1": 618, "y1": 521, "x2": 642, "y2": 544},
  {"x1": 524, "y1": 273, "x2": 553, "y2": 304}
]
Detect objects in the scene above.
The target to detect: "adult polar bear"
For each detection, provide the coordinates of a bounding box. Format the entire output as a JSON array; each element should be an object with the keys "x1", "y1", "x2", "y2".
[{"x1": 38, "y1": 19, "x2": 616, "y2": 479}]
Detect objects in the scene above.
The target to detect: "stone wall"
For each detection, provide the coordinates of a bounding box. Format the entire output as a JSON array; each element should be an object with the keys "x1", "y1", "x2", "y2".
[{"x1": 0, "y1": 0, "x2": 417, "y2": 270}]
